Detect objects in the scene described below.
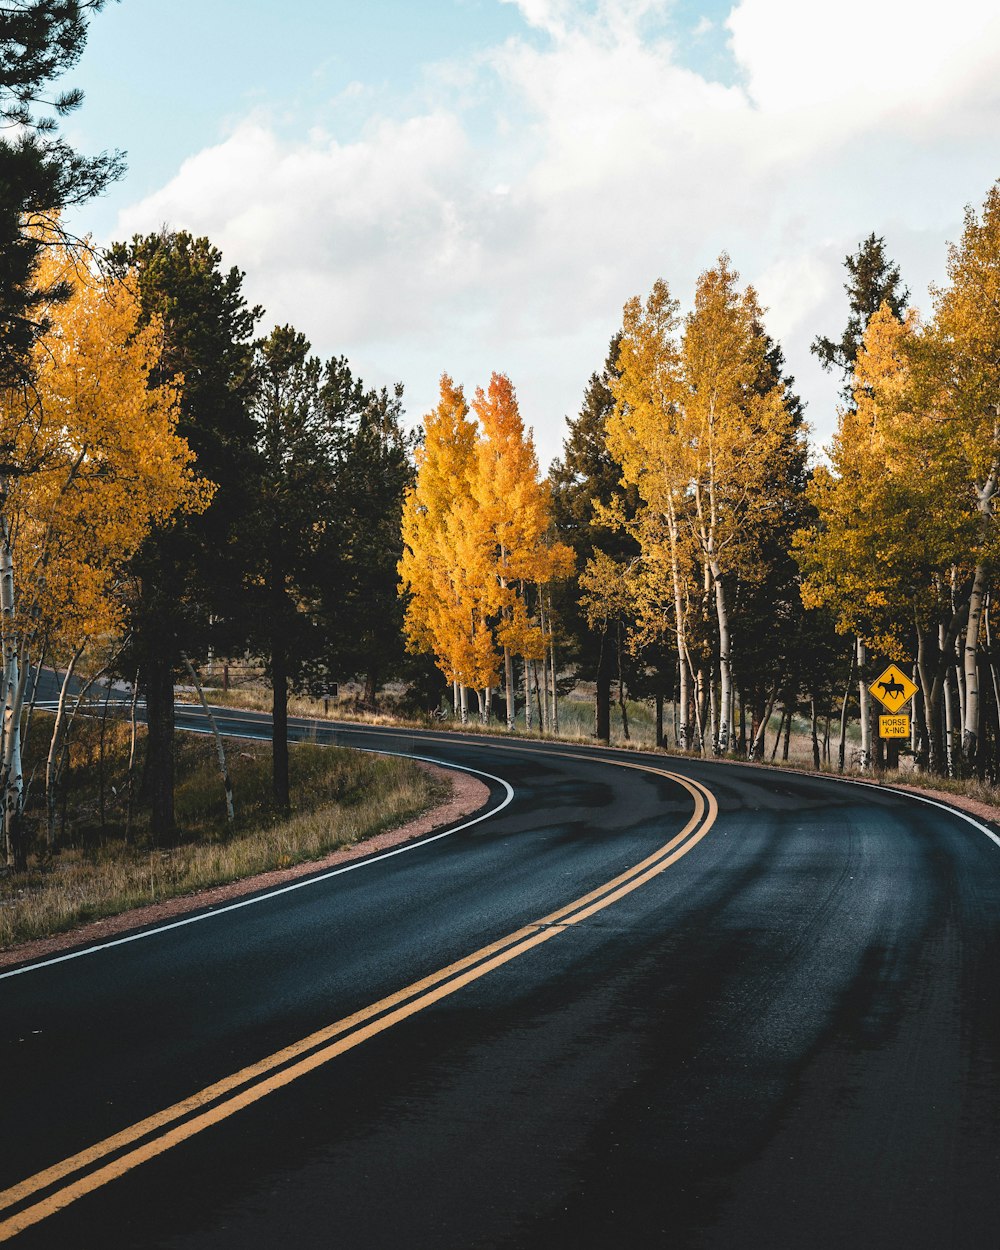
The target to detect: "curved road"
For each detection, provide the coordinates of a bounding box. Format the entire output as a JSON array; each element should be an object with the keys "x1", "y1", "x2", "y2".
[{"x1": 3, "y1": 710, "x2": 1000, "y2": 1248}]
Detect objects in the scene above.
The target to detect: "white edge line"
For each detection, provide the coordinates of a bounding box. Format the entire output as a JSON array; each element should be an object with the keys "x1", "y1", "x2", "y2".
[
  {"x1": 0, "y1": 736, "x2": 515, "y2": 982},
  {"x1": 826, "y1": 772, "x2": 1000, "y2": 850}
]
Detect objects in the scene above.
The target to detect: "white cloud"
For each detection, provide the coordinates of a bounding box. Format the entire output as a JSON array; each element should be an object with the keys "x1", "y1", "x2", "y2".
[{"x1": 113, "y1": 0, "x2": 1000, "y2": 465}]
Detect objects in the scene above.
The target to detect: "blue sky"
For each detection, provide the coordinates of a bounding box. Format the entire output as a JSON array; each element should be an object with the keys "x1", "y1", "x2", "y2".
[{"x1": 62, "y1": 0, "x2": 1000, "y2": 466}]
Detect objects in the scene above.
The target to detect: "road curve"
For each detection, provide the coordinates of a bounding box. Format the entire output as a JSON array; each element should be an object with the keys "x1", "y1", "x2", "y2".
[{"x1": 3, "y1": 710, "x2": 1000, "y2": 1249}]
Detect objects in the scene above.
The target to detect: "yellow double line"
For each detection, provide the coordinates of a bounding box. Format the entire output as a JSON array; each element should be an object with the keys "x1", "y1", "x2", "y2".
[{"x1": 0, "y1": 761, "x2": 716, "y2": 1242}]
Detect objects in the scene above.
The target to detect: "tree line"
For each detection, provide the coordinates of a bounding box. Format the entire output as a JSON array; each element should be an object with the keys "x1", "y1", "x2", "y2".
[
  {"x1": 402, "y1": 209, "x2": 1000, "y2": 790},
  {"x1": 3, "y1": 3, "x2": 1000, "y2": 876},
  {"x1": 1, "y1": 2, "x2": 418, "y2": 868}
]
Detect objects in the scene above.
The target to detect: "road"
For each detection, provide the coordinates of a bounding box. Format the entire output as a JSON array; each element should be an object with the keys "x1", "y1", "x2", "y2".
[{"x1": 3, "y1": 706, "x2": 1000, "y2": 1248}]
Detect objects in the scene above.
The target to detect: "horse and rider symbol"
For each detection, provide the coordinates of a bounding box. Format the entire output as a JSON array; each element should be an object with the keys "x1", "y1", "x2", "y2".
[{"x1": 868, "y1": 663, "x2": 918, "y2": 713}]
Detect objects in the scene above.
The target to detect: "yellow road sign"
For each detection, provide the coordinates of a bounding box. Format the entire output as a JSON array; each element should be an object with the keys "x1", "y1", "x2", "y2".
[
  {"x1": 879, "y1": 714, "x2": 910, "y2": 739},
  {"x1": 869, "y1": 663, "x2": 918, "y2": 713}
]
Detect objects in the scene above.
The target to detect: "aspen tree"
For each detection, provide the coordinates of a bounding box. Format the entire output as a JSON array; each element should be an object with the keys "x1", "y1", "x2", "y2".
[
  {"x1": 400, "y1": 375, "x2": 495, "y2": 717},
  {"x1": 928, "y1": 182, "x2": 1000, "y2": 765},
  {"x1": 0, "y1": 248, "x2": 207, "y2": 866},
  {"x1": 472, "y1": 373, "x2": 571, "y2": 730},
  {"x1": 607, "y1": 280, "x2": 695, "y2": 746}
]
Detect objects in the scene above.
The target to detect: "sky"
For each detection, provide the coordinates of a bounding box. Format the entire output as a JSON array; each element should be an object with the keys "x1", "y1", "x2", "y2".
[{"x1": 61, "y1": 0, "x2": 1000, "y2": 468}]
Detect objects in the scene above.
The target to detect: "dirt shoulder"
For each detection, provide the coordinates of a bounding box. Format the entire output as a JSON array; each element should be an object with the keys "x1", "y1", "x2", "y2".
[{"x1": 0, "y1": 763, "x2": 489, "y2": 971}]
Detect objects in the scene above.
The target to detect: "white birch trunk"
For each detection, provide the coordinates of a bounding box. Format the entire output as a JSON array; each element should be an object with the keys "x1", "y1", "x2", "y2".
[
  {"x1": 523, "y1": 658, "x2": 532, "y2": 731},
  {"x1": 549, "y1": 610, "x2": 559, "y2": 734},
  {"x1": 1, "y1": 517, "x2": 24, "y2": 866},
  {"x1": 459, "y1": 683, "x2": 468, "y2": 725},
  {"x1": 709, "y1": 668, "x2": 719, "y2": 755},
  {"x1": 961, "y1": 562, "x2": 987, "y2": 760},
  {"x1": 503, "y1": 645, "x2": 515, "y2": 731},
  {"x1": 709, "y1": 559, "x2": 732, "y2": 754},
  {"x1": 856, "y1": 636, "x2": 871, "y2": 770}
]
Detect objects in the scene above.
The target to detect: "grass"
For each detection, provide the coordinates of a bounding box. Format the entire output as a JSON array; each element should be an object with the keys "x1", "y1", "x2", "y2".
[
  {"x1": 193, "y1": 679, "x2": 1000, "y2": 815},
  {"x1": 1, "y1": 715, "x2": 447, "y2": 951}
]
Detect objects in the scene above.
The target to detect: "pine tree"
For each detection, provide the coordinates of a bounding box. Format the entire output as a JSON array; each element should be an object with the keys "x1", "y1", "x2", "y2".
[
  {"x1": 0, "y1": 0, "x2": 124, "y2": 386},
  {"x1": 108, "y1": 231, "x2": 260, "y2": 837},
  {"x1": 811, "y1": 232, "x2": 909, "y2": 405}
]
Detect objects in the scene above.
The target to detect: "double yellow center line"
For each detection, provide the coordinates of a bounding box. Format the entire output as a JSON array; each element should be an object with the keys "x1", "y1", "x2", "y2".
[{"x1": 0, "y1": 759, "x2": 717, "y2": 1242}]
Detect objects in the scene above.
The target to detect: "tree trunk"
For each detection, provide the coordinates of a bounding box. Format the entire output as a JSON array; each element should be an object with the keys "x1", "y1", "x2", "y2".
[
  {"x1": 711, "y1": 562, "x2": 733, "y2": 753},
  {"x1": 595, "y1": 628, "x2": 612, "y2": 744},
  {"x1": 838, "y1": 643, "x2": 855, "y2": 773},
  {"x1": 503, "y1": 645, "x2": 515, "y2": 731},
  {"x1": 811, "y1": 697, "x2": 820, "y2": 769},
  {"x1": 271, "y1": 643, "x2": 290, "y2": 812},
  {"x1": 524, "y1": 657, "x2": 532, "y2": 732},
  {"x1": 961, "y1": 562, "x2": 987, "y2": 763},
  {"x1": 182, "y1": 652, "x2": 234, "y2": 824},
  {"x1": 363, "y1": 669, "x2": 378, "y2": 708},
  {"x1": 125, "y1": 671, "x2": 140, "y2": 844},
  {"x1": 549, "y1": 628, "x2": 559, "y2": 734},
  {"x1": 1, "y1": 518, "x2": 26, "y2": 871},
  {"x1": 142, "y1": 655, "x2": 176, "y2": 841},
  {"x1": 856, "y1": 636, "x2": 871, "y2": 770},
  {"x1": 749, "y1": 680, "x2": 780, "y2": 761},
  {"x1": 459, "y1": 683, "x2": 468, "y2": 725},
  {"x1": 616, "y1": 623, "x2": 629, "y2": 741},
  {"x1": 46, "y1": 648, "x2": 84, "y2": 848}
]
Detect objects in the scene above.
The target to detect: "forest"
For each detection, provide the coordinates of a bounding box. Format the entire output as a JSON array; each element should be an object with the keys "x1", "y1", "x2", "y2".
[{"x1": 3, "y1": 2, "x2": 1000, "y2": 877}]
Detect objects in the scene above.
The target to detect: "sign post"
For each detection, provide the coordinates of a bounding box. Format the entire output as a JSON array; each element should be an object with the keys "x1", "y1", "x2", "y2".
[{"x1": 868, "y1": 663, "x2": 919, "y2": 767}]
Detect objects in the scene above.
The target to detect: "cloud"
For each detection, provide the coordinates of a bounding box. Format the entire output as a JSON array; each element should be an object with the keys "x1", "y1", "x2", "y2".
[{"x1": 113, "y1": 0, "x2": 1000, "y2": 463}]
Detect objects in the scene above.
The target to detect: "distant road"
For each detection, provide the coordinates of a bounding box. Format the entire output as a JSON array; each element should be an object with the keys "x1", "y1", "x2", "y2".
[{"x1": 3, "y1": 702, "x2": 1000, "y2": 1248}]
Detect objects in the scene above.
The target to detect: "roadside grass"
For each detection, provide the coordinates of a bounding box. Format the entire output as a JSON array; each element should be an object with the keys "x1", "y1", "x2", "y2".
[
  {"x1": 193, "y1": 682, "x2": 1000, "y2": 816},
  {"x1": 1, "y1": 716, "x2": 447, "y2": 951}
]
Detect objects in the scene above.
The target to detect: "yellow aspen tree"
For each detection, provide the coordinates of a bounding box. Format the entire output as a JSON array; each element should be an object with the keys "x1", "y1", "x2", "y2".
[
  {"x1": 399, "y1": 375, "x2": 495, "y2": 720},
  {"x1": 681, "y1": 256, "x2": 800, "y2": 756},
  {"x1": 0, "y1": 246, "x2": 209, "y2": 867},
  {"x1": 472, "y1": 373, "x2": 571, "y2": 731},
  {"x1": 607, "y1": 279, "x2": 696, "y2": 746},
  {"x1": 926, "y1": 181, "x2": 1000, "y2": 765}
]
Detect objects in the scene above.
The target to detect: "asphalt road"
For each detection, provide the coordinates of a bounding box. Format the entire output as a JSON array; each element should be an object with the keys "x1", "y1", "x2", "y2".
[{"x1": 3, "y1": 706, "x2": 1000, "y2": 1248}]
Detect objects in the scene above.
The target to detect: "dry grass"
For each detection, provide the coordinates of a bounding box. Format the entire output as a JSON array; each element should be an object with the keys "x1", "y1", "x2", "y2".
[{"x1": 1, "y1": 721, "x2": 446, "y2": 950}]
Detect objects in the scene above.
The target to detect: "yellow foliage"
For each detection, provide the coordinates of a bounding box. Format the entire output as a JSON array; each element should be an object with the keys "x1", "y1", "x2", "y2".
[{"x1": 1, "y1": 245, "x2": 210, "y2": 650}]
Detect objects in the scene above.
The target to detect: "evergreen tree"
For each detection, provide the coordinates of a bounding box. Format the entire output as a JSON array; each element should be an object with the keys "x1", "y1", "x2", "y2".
[
  {"x1": 321, "y1": 376, "x2": 414, "y2": 707},
  {"x1": 811, "y1": 232, "x2": 909, "y2": 405},
  {"x1": 0, "y1": 0, "x2": 123, "y2": 385},
  {"x1": 550, "y1": 335, "x2": 639, "y2": 743},
  {"x1": 108, "y1": 231, "x2": 261, "y2": 836}
]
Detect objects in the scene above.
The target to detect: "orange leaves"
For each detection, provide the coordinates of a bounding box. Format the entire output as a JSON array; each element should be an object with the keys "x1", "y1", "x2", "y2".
[
  {"x1": 1, "y1": 244, "x2": 210, "y2": 648},
  {"x1": 399, "y1": 371, "x2": 572, "y2": 691}
]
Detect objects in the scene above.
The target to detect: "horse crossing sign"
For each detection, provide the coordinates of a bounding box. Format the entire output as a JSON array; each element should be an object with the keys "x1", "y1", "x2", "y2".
[
  {"x1": 869, "y1": 663, "x2": 919, "y2": 739},
  {"x1": 868, "y1": 663, "x2": 918, "y2": 714}
]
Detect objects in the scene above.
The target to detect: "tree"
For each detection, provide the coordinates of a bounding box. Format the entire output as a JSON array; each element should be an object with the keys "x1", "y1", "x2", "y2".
[
  {"x1": 472, "y1": 373, "x2": 572, "y2": 731},
  {"x1": 247, "y1": 325, "x2": 335, "y2": 809},
  {"x1": 399, "y1": 374, "x2": 490, "y2": 720},
  {"x1": 609, "y1": 261, "x2": 804, "y2": 756},
  {"x1": 401, "y1": 373, "x2": 570, "y2": 727},
  {"x1": 926, "y1": 182, "x2": 1000, "y2": 767},
  {"x1": 550, "y1": 335, "x2": 641, "y2": 743},
  {"x1": 317, "y1": 370, "x2": 414, "y2": 707},
  {"x1": 108, "y1": 231, "x2": 261, "y2": 837},
  {"x1": 0, "y1": 247, "x2": 206, "y2": 866},
  {"x1": 0, "y1": 0, "x2": 123, "y2": 385},
  {"x1": 812, "y1": 232, "x2": 908, "y2": 405}
]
